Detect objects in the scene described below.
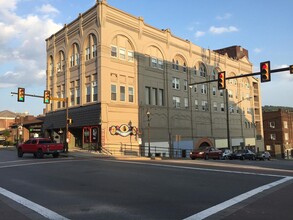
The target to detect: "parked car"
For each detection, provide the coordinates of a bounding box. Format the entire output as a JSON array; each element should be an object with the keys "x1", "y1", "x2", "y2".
[
  {"x1": 256, "y1": 151, "x2": 271, "y2": 160},
  {"x1": 221, "y1": 149, "x2": 232, "y2": 160},
  {"x1": 17, "y1": 138, "x2": 64, "y2": 158},
  {"x1": 230, "y1": 149, "x2": 256, "y2": 160},
  {"x1": 190, "y1": 146, "x2": 222, "y2": 160}
]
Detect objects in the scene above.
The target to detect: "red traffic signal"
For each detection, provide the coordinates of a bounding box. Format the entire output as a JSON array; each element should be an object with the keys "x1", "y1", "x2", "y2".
[
  {"x1": 17, "y1": 88, "x2": 25, "y2": 102},
  {"x1": 43, "y1": 90, "x2": 51, "y2": 104},
  {"x1": 218, "y1": 71, "x2": 226, "y2": 90},
  {"x1": 260, "y1": 61, "x2": 271, "y2": 82}
]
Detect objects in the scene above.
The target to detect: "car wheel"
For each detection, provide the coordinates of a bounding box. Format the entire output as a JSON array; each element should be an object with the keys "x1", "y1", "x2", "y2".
[
  {"x1": 17, "y1": 148, "x2": 23, "y2": 158},
  {"x1": 36, "y1": 149, "x2": 44, "y2": 159},
  {"x1": 205, "y1": 154, "x2": 209, "y2": 160}
]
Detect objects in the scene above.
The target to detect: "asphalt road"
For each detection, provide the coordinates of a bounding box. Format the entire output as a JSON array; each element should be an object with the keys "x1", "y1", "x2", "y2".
[{"x1": 0, "y1": 147, "x2": 293, "y2": 220}]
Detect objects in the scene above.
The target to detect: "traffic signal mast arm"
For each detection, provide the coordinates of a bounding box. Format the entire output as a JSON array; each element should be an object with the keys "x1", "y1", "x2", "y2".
[
  {"x1": 189, "y1": 65, "x2": 292, "y2": 86},
  {"x1": 11, "y1": 91, "x2": 67, "y2": 102}
]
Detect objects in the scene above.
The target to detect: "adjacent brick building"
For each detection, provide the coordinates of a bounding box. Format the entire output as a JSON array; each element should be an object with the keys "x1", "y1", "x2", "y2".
[{"x1": 263, "y1": 108, "x2": 293, "y2": 159}]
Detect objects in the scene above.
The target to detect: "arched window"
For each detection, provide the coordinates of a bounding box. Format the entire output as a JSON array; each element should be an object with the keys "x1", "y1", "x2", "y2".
[
  {"x1": 70, "y1": 43, "x2": 80, "y2": 67},
  {"x1": 57, "y1": 50, "x2": 65, "y2": 72},
  {"x1": 85, "y1": 34, "x2": 97, "y2": 61},
  {"x1": 199, "y1": 63, "x2": 207, "y2": 77}
]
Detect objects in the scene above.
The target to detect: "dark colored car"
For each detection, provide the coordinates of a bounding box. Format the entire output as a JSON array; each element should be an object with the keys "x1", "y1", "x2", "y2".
[
  {"x1": 230, "y1": 149, "x2": 256, "y2": 160},
  {"x1": 190, "y1": 146, "x2": 222, "y2": 160},
  {"x1": 256, "y1": 151, "x2": 271, "y2": 160}
]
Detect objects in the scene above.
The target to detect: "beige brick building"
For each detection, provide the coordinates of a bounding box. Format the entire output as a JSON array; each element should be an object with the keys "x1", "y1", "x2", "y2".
[{"x1": 44, "y1": 0, "x2": 264, "y2": 156}]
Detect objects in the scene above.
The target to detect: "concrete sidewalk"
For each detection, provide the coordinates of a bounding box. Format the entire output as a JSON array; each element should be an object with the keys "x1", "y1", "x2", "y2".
[{"x1": 65, "y1": 147, "x2": 152, "y2": 160}]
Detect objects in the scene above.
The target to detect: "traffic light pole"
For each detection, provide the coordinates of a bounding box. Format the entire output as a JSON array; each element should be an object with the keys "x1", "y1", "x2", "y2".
[{"x1": 225, "y1": 89, "x2": 231, "y2": 151}]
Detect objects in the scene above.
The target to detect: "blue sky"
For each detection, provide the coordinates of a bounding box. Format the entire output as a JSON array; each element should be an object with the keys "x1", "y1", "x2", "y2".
[{"x1": 1, "y1": 0, "x2": 292, "y2": 116}]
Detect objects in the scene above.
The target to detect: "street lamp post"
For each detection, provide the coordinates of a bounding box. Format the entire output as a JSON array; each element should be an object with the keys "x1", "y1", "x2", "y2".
[{"x1": 146, "y1": 110, "x2": 151, "y2": 157}]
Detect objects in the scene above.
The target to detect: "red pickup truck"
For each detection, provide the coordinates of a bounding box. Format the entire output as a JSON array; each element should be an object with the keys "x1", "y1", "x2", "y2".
[{"x1": 17, "y1": 138, "x2": 64, "y2": 158}]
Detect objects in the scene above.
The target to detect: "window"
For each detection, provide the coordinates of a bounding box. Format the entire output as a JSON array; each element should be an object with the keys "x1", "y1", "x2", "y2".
[
  {"x1": 158, "y1": 59, "x2": 163, "y2": 69},
  {"x1": 128, "y1": 87, "x2": 134, "y2": 102},
  {"x1": 111, "y1": 46, "x2": 117, "y2": 57},
  {"x1": 145, "y1": 87, "x2": 150, "y2": 105},
  {"x1": 151, "y1": 57, "x2": 157, "y2": 68},
  {"x1": 173, "y1": 96, "x2": 180, "y2": 108},
  {"x1": 86, "y1": 84, "x2": 91, "y2": 103},
  {"x1": 70, "y1": 55, "x2": 74, "y2": 67},
  {"x1": 158, "y1": 89, "x2": 164, "y2": 106},
  {"x1": 184, "y1": 98, "x2": 188, "y2": 108},
  {"x1": 213, "y1": 102, "x2": 217, "y2": 111},
  {"x1": 284, "y1": 121, "x2": 288, "y2": 129},
  {"x1": 270, "y1": 133, "x2": 276, "y2": 140},
  {"x1": 86, "y1": 47, "x2": 90, "y2": 60},
  {"x1": 184, "y1": 80, "x2": 188, "y2": 91},
  {"x1": 220, "y1": 90, "x2": 224, "y2": 96},
  {"x1": 221, "y1": 103, "x2": 225, "y2": 112},
  {"x1": 183, "y1": 62, "x2": 187, "y2": 72},
  {"x1": 119, "y1": 48, "x2": 126, "y2": 60},
  {"x1": 111, "y1": 84, "x2": 117, "y2": 101},
  {"x1": 199, "y1": 64, "x2": 206, "y2": 77},
  {"x1": 120, "y1": 86, "x2": 125, "y2": 101},
  {"x1": 76, "y1": 87, "x2": 80, "y2": 105},
  {"x1": 92, "y1": 44, "x2": 97, "y2": 58},
  {"x1": 212, "y1": 87, "x2": 216, "y2": 95},
  {"x1": 201, "y1": 84, "x2": 207, "y2": 94},
  {"x1": 93, "y1": 83, "x2": 98, "y2": 101},
  {"x1": 285, "y1": 133, "x2": 289, "y2": 141},
  {"x1": 176, "y1": 60, "x2": 179, "y2": 71},
  {"x1": 128, "y1": 51, "x2": 134, "y2": 62},
  {"x1": 269, "y1": 121, "x2": 275, "y2": 128},
  {"x1": 172, "y1": 78, "x2": 180, "y2": 90},
  {"x1": 151, "y1": 88, "x2": 158, "y2": 105},
  {"x1": 70, "y1": 89, "x2": 74, "y2": 106},
  {"x1": 194, "y1": 85, "x2": 197, "y2": 93},
  {"x1": 202, "y1": 101, "x2": 208, "y2": 111},
  {"x1": 194, "y1": 100, "x2": 198, "y2": 110}
]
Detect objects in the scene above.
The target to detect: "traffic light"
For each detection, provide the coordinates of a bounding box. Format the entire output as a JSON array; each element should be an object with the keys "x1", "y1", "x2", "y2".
[
  {"x1": 260, "y1": 61, "x2": 271, "y2": 82},
  {"x1": 43, "y1": 90, "x2": 51, "y2": 104},
  {"x1": 17, "y1": 88, "x2": 25, "y2": 102},
  {"x1": 290, "y1": 65, "x2": 293, "y2": 74},
  {"x1": 218, "y1": 71, "x2": 226, "y2": 90}
]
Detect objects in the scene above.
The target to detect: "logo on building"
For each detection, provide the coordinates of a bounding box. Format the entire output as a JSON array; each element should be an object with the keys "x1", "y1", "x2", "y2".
[{"x1": 109, "y1": 124, "x2": 137, "y2": 137}]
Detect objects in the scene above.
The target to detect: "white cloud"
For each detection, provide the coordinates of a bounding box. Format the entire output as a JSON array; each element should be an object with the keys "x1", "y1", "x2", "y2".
[
  {"x1": 254, "y1": 48, "x2": 262, "y2": 53},
  {"x1": 216, "y1": 13, "x2": 232, "y2": 20},
  {"x1": 209, "y1": 26, "x2": 239, "y2": 34},
  {"x1": 194, "y1": 31, "x2": 205, "y2": 38},
  {"x1": 36, "y1": 4, "x2": 59, "y2": 15},
  {"x1": 0, "y1": 1, "x2": 62, "y2": 88}
]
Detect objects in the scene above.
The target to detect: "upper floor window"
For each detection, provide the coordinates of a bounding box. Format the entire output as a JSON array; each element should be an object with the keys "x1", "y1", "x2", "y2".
[
  {"x1": 269, "y1": 121, "x2": 275, "y2": 128},
  {"x1": 128, "y1": 51, "x2": 134, "y2": 62},
  {"x1": 183, "y1": 62, "x2": 187, "y2": 72},
  {"x1": 70, "y1": 43, "x2": 79, "y2": 67},
  {"x1": 201, "y1": 84, "x2": 207, "y2": 94},
  {"x1": 111, "y1": 84, "x2": 117, "y2": 101},
  {"x1": 119, "y1": 48, "x2": 126, "y2": 60},
  {"x1": 111, "y1": 46, "x2": 117, "y2": 57},
  {"x1": 199, "y1": 63, "x2": 207, "y2": 77},
  {"x1": 284, "y1": 121, "x2": 288, "y2": 129},
  {"x1": 173, "y1": 96, "x2": 180, "y2": 108},
  {"x1": 172, "y1": 78, "x2": 180, "y2": 90},
  {"x1": 85, "y1": 34, "x2": 97, "y2": 61}
]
